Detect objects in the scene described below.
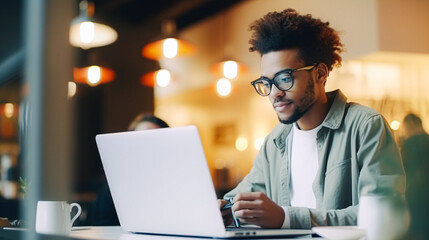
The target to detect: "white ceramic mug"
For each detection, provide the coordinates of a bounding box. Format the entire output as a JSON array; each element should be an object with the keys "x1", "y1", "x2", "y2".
[
  {"x1": 358, "y1": 194, "x2": 409, "y2": 240},
  {"x1": 35, "y1": 201, "x2": 82, "y2": 235}
]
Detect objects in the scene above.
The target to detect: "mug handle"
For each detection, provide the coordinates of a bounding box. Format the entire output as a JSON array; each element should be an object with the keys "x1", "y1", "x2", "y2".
[{"x1": 70, "y1": 203, "x2": 82, "y2": 227}]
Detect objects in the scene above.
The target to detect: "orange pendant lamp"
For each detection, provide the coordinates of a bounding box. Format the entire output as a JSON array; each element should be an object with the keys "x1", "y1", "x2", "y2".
[
  {"x1": 141, "y1": 20, "x2": 196, "y2": 60},
  {"x1": 73, "y1": 65, "x2": 115, "y2": 86},
  {"x1": 210, "y1": 60, "x2": 247, "y2": 80},
  {"x1": 141, "y1": 69, "x2": 172, "y2": 88}
]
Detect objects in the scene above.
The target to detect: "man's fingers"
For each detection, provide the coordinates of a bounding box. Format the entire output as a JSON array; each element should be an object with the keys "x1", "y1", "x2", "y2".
[
  {"x1": 233, "y1": 199, "x2": 264, "y2": 211},
  {"x1": 234, "y1": 209, "x2": 264, "y2": 218},
  {"x1": 233, "y1": 192, "x2": 266, "y2": 202}
]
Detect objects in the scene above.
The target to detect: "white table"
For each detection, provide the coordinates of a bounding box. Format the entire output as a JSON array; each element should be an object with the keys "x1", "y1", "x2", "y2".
[{"x1": 70, "y1": 226, "x2": 323, "y2": 240}]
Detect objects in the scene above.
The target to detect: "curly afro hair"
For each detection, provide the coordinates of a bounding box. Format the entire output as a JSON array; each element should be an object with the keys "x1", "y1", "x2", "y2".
[{"x1": 249, "y1": 9, "x2": 343, "y2": 71}]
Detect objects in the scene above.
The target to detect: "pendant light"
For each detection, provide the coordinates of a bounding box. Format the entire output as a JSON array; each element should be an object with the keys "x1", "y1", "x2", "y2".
[
  {"x1": 69, "y1": 1, "x2": 118, "y2": 49},
  {"x1": 210, "y1": 60, "x2": 247, "y2": 80},
  {"x1": 141, "y1": 20, "x2": 196, "y2": 60},
  {"x1": 141, "y1": 69, "x2": 172, "y2": 88},
  {"x1": 73, "y1": 65, "x2": 115, "y2": 86},
  {"x1": 210, "y1": 14, "x2": 247, "y2": 98}
]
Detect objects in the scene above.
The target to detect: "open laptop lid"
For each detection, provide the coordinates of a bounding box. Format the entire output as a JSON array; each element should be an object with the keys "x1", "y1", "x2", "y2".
[
  {"x1": 96, "y1": 126, "x2": 227, "y2": 237},
  {"x1": 96, "y1": 125, "x2": 314, "y2": 238}
]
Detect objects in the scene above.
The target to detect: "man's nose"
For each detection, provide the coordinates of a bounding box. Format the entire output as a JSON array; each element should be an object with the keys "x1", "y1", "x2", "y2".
[{"x1": 269, "y1": 84, "x2": 285, "y2": 99}]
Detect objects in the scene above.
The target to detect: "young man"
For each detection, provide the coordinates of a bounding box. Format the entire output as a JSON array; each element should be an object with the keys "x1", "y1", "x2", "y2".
[{"x1": 219, "y1": 9, "x2": 405, "y2": 229}]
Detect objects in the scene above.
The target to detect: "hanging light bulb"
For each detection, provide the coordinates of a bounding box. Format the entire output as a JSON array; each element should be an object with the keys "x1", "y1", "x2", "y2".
[
  {"x1": 162, "y1": 38, "x2": 178, "y2": 59},
  {"x1": 155, "y1": 69, "x2": 171, "y2": 87},
  {"x1": 210, "y1": 60, "x2": 247, "y2": 80},
  {"x1": 223, "y1": 60, "x2": 238, "y2": 79},
  {"x1": 216, "y1": 78, "x2": 232, "y2": 97},
  {"x1": 69, "y1": 1, "x2": 118, "y2": 49},
  {"x1": 79, "y1": 21, "x2": 95, "y2": 43},
  {"x1": 142, "y1": 20, "x2": 196, "y2": 60},
  {"x1": 4, "y1": 103, "x2": 14, "y2": 118},
  {"x1": 141, "y1": 69, "x2": 172, "y2": 87},
  {"x1": 73, "y1": 65, "x2": 115, "y2": 86},
  {"x1": 87, "y1": 66, "x2": 101, "y2": 85}
]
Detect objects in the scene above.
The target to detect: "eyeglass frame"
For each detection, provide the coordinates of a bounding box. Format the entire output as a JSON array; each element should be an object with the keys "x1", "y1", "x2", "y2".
[{"x1": 250, "y1": 64, "x2": 318, "y2": 96}]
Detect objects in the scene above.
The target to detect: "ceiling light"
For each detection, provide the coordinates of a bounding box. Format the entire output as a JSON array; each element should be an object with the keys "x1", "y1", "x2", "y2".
[
  {"x1": 3, "y1": 103, "x2": 15, "y2": 118},
  {"x1": 69, "y1": 1, "x2": 118, "y2": 49},
  {"x1": 216, "y1": 78, "x2": 232, "y2": 97},
  {"x1": 141, "y1": 69, "x2": 172, "y2": 88},
  {"x1": 235, "y1": 137, "x2": 248, "y2": 151},
  {"x1": 73, "y1": 65, "x2": 115, "y2": 86},
  {"x1": 254, "y1": 137, "x2": 265, "y2": 150},
  {"x1": 210, "y1": 60, "x2": 247, "y2": 79},
  {"x1": 141, "y1": 20, "x2": 196, "y2": 60}
]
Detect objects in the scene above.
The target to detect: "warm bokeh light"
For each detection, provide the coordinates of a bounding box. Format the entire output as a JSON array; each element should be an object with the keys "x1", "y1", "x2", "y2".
[
  {"x1": 254, "y1": 137, "x2": 265, "y2": 150},
  {"x1": 74, "y1": 66, "x2": 115, "y2": 86},
  {"x1": 163, "y1": 38, "x2": 178, "y2": 58},
  {"x1": 79, "y1": 21, "x2": 94, "y2": 43},
  {"x1": 216, "y1": 78, "x2": 231, "y2": 97},
  {"x1": 70, "y1": 20, "x2": 118, "y2": 49},
  {"x1": 390, "y1": 120, "x2": 400, "y2": 130},
  {"x1": 156, "y1": 69, "x2": 171, "y2": 87},
  {"x1": 235, "y1": 137, "x2": 248, "y2": 151},
  {"x1": 142, "y1": 38, "x2": 196, "y2": 60},
  {"x1": 223, "y1": 60, "x2": 238, "y2": 79},
  {"x1": 68, "y1": 81, "x2": 77, "y2": 98},
  {"x1": 87, "y1": 65, "x2": 101, "y2": 85},
  {"x1": 4, "y1": 103, "x2": 14, "y2": 118},
  {"x1": 210, "y1": 60, "x2": 247, "y2": 79},
  {"x1": 69, "y1": 1, "x2": 117, "y2": 49}
]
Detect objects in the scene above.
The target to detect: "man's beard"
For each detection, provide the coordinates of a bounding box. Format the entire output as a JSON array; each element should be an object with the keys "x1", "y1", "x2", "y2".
[{"x1": 279, "y1": 78, "x2": 315, "y2": 124}]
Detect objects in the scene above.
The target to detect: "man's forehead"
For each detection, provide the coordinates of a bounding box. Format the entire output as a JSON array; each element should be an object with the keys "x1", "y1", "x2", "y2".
[{"x1": 260, "y1": 49, "x2": 304, "y2": 75}]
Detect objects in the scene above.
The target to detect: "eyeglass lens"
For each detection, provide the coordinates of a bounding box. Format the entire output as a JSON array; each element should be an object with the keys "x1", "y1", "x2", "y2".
[{"x1": 253, "y1": 71, "x2": 293, "y2": 96}]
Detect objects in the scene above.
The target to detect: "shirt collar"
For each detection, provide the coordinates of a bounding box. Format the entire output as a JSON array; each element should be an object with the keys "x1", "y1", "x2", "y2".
[{"x1": 320, "y1": 89, "x2": 348, "y2": 130}]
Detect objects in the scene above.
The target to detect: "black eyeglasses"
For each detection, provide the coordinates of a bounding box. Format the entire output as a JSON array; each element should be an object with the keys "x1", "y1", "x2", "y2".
[{"x1": 250, "y1": 64, "x2": 317, "y2": 96}]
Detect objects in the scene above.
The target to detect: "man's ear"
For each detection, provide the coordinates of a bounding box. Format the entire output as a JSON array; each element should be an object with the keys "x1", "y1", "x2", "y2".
[{"x1": 315, "y1": 63, "x2": 329, "y2": 85}]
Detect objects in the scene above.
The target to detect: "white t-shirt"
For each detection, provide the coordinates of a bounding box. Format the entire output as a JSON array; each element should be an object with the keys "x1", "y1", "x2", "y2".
[
  {"x1": 290, "y1": 122, "x2": 321, "y2": 207},
  {"x1": 282, "y1": 123, "x2": 321, "y2": 228}
]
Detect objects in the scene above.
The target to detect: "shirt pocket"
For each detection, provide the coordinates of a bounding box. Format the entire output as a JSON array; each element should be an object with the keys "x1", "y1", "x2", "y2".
[
  {"x1": 324, "y1": 158, "x2": 352, "y2": 208},
  {"x1": 325, "y1": 158, "x2": 352, "y2": 177}
]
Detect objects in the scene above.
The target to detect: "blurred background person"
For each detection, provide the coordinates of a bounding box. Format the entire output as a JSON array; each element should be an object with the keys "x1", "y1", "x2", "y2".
[
  {"x1": 127, "y1": 113, "x2": 169, "y2": 131},
  {"x1": 88, "y1": 113, "x2": 169, "y2": 226},
  {"x1": 401, "y1": 113, "x2": 429, "y2": 239}
]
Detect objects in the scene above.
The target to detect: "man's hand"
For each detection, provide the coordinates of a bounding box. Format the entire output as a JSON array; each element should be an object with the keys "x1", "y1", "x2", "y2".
[
  {"x1": 232, "y1": 192, "x2": 285, "y2": 228},
  {"x1": 218, "y1": 199, "x2": 233, "y2": 226}
]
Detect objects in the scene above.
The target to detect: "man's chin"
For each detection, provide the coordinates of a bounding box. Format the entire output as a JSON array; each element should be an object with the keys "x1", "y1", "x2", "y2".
[
  {"x1": 280, "y1": 119, "x2": 294, "y2": 125},
  {"x1": 278, "y1": 112, "x2": 302, "y2": 125},
  {"x1": 278, "y1": 115, "x2": 294, "y2": 124}
]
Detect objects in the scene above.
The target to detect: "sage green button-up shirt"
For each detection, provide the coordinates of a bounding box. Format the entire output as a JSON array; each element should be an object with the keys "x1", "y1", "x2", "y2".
[{"x1": 225, "y1": 90, "x2": 406, "y2": 229}]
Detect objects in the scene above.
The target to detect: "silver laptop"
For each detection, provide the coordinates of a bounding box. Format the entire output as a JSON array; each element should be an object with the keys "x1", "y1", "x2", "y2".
[{"x1": 96, "y1": 125, "x2": 313, "y2": 238}]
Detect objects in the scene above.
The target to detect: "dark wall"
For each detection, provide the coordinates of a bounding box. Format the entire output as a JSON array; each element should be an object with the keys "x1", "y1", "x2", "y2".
[
  {"x1": 0, "y1": 1, "x2": 23, "y2": 63},
  {"x1": 0, "y1": 0, "x2": 23, "y2": 86}
]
